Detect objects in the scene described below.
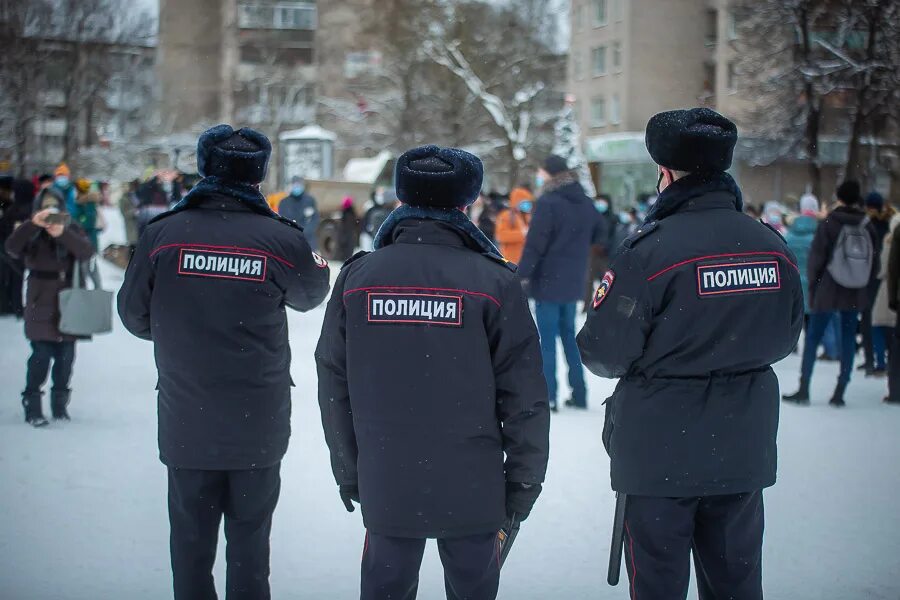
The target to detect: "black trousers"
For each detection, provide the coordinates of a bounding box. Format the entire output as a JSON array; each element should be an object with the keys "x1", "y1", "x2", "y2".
[
  {"x1": 361, "y1": 531, "x2": 501, "y2": 600},
  {"x1": 25, "y1": 341, "x2": 75, "y2": 394},
  {"x1": 624, "y1": 491, "x2": 764, "y2": 600},
  {"x1": 168, "y1": 464, "x2": 281, "y2": 600}
]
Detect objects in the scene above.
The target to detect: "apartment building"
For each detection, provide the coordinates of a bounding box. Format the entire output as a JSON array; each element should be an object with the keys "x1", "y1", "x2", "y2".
[
  {"x1": 566, "y1": 0, "x2": 873, "y2": 207},
  {"x1": 157, "y1": 0, "x2": 319, "y2": 184}
]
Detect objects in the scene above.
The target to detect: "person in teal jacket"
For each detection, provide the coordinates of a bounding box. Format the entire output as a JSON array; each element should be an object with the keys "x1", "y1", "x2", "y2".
[
  {"x1": 72, "y1": 178, "x2": 101, "y2": 251},
  {"x1": 785, "y1": 193, "x2": 839, "y2": 358}
]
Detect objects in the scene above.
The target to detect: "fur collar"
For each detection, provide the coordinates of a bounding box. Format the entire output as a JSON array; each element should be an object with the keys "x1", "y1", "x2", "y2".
[
  {"x1": 542, "y1": 170, "x2": 580, "y2": 193},
  {"x1": 151, "y1": 176, "x2": 301, "y2": 231},
  {"x1": 646, "y1": 171, "x2": 743, "y2": 222},
  {"x1": 374, "y1": 204, "x2": 502, "y2": 259}
]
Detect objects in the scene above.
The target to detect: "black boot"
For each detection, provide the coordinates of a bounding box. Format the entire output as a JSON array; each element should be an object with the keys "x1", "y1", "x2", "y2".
[
  {"x1": 22, "y1": 392, "x2": 49, "y2": 428},
  {"x1": 782, "y1": 379, "x2": 810, "y2": 405},
  {"x1": 51, "y1": 389, "x2": 71, "y2": 421},
  {"x1": 829, "y1": 383, "x2": 847, "y2": 407}
]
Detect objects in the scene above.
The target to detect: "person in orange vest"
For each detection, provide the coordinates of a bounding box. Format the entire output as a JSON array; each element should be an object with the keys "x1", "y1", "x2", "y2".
[{"x1": 495, "y1": 186, "x2": 534, "y2": 264}]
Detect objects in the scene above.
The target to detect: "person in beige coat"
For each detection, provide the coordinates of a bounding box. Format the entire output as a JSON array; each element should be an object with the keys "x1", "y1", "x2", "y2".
[{"x1": 872, "y1": 214, "x2": 900, "y2": 383}]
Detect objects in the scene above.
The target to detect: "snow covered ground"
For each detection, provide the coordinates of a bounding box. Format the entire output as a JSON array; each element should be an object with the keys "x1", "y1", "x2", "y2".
[{"x1": 1, "y1": 211, "x2": 899, "y2": 599}]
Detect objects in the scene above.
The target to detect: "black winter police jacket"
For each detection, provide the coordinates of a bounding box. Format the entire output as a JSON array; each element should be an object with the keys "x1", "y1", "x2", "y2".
[
  {"x1": 316, "y1": 217, "x2": 550, "y2": 538},
  {"x1": 118, "y1": 182, "x2": 330, "y2": 470},
  {"x1": 577, "y1": 173, "x2": 804, "y2": 497}
]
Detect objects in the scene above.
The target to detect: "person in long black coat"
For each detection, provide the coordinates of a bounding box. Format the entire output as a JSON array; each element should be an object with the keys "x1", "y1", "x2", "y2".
[
  {"x1": 316, "y1": 145, "x2": 550, "y2": 600},
  {"x1": 118, "y1": 125, "x2": 330, "y2": 600},
  {"x1": 783, "y1": 180, "x2": 880, "y2": 406},
  {"x1": 577, "y1": 108, "x2": 803, "y2": 599}
]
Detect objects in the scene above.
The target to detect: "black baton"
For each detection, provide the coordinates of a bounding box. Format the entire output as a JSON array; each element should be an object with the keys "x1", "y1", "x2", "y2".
[
  {"x1": 607, "y1": 492, "x2": 627, "y2": 586},
  {"x1": 498, "y1": 513, "x2": 521, "y2": 567}
]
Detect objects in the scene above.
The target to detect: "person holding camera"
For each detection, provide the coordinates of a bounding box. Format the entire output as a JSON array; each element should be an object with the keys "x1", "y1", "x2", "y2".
[{"x1": 5, "y1": 186, "x2": 94, "y2": 427}]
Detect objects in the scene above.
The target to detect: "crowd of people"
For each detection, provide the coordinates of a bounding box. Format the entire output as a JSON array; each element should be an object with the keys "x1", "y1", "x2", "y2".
[{"x1": 764, "y1": 182, "x2": 897, "y2": 405}]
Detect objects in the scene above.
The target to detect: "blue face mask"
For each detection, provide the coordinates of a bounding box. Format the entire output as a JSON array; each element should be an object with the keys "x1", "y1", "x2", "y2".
[
  {"x1": 518, "y1": 200, "x2": 533, "y2": 214},
  {"x1": 595, "y1": 201, "x2": 609, "y2": 214},
  {"x1": 618, "y1": 212, "x2": 632, "y2": 224},
  {"x1": 55, "y1": 176, "x2": 70, "y2": 188},
  {"x1": 291, "y1": 185, "x2": 305, "y2": 196},
  {"x1": 535, "y1": 175, "x2": 544, "y2": 189}
]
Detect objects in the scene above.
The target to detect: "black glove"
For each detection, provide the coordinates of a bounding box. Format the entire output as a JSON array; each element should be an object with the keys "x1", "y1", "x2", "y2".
[
  {"x1": 505, "y1": 482, "x2": 542, "y2": 521},
  {"x1": 339, "y1": 484, "x2": 360, "y2": 513}
]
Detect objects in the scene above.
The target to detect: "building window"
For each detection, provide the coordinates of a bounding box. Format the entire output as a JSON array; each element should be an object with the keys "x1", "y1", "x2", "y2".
[
  {"x1": 591, "y1": 46, "x2": 607, "y2": 76},
  {"x1": 573, "y1": 51, "x2": 584, "y2": 80},
  {"x1": 612, "y1": 0, "x2": 624, "y2": 22},
  {"x1": 610, "y1": 94, "x2": 620, "y2": 124},
  {"x1": 727, "y1": 61, "x2": 737, "y2": 91},
  {"x1": 238, "y1": 2, "x2": 316, "y2": 30},
  {"x1": 727, "y1": 10, "x2": 738, "y2": 40},
  {"x1": 705, "y1": 8, "x2": 717, "y2": 46},
  {"x1": 590, "y1": 96, "x2": 606, "y2": 127},
  {"x1": 592, "y1": 0, "x2": 608, "y2": 27},
  {"x1": 612, "y1": 41, "x2": 621, "y2": 70}
]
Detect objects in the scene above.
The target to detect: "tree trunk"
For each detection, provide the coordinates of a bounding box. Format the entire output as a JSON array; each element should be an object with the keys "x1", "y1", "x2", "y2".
[
  {"x1": 843, "y1": 11, "x2": 878, "y2": 183},
  {"x1": 799, "y1": 5, "x2": 822, "y2": 199},
  {"x1": 805, "y1": 91, "x2": 822, "y2": 199}
]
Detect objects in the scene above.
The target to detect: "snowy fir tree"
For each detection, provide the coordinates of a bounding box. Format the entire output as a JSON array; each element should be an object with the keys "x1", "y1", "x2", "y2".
[{"x1": 552, "y1": 94, "x2": 596, "y2": 197}]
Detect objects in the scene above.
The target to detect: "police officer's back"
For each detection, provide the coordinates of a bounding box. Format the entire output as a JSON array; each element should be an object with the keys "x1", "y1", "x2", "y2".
[
  {"x1": 118, "y1": 125, "x2": 330, "y2": 599},
  {"x1": 315, "y1": 146, "x2": 550, "y2": 600},
  {"x1": 577, "y1": 109, "x2": 803, "y2": 599}
]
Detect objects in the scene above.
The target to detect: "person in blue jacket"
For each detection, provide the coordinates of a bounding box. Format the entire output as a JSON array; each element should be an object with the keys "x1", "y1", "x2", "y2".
[{"x1": 517, "y1": 155, "x2": 607, "y2": 411}]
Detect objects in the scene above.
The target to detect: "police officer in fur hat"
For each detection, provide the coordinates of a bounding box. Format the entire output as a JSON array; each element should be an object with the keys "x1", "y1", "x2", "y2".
[
  {"x1": 316, "y1": 145, "x2": 550, "y2": 600},
  {"x1": 118, "y1": 124, "x2": 330, "y2": 599},
  {"x1": 577, "y1": 108, "x2": 803, "y2": 599}
]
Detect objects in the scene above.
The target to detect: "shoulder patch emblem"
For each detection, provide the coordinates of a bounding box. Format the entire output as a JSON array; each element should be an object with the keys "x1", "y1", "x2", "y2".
[
  {"x1": 697, "y1": 260, "x2": 780, "y2": 296},
  {"x1": 592, "y1": 270, "x2": 616, "y2": 309},
  {"x1": 312, "y1": 252, "x2": 328, "y2": 269},
  {"x1": 368, "y1": 292, "x2": 463, "y2": 326},
  {"x1": 178, "y1": 248, "x2": 266, "y2": 282}
]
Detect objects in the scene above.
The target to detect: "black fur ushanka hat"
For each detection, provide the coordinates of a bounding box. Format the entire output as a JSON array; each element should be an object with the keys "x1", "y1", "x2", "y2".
[
  {"x1": 197, "y1": 124, "x2": 272, "y2": 185},
  {"x1": 645, "y1": 108, "x2": 737, "y2": 173},
  {"x1": 394, "y1": 145, "x2": 484, "y2": 209}
]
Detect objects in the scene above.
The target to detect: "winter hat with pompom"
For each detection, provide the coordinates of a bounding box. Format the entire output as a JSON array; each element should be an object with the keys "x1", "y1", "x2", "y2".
[
  {"x1": 645, "y1": 108, "x2": 737, "y2": 172},
  {"x1": 394, "y1": 145, "x2": 483, "y2": 208},
  {"x1": 196, "y1": 124, "x2": 271, "y2": 185}
]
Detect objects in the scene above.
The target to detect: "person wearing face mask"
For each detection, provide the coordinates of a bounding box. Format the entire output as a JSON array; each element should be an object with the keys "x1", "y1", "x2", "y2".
[
  {"x1": 577, "y1": 108, "x2": 803, "y2": 599},
  {"x1": 518, "y1": 155, "x2": 608, "y2": 411},
  {"x1": 494, "y1": 185, "x2": 534, "y2": 264},
  {"x1": 583, "y1": 194, "x2": 617, "y2": 310},
  {"x1": 51, "y1": 163, "x2": 76, "y2": 214},
  {"x1": 278, "y1": 175, "x2": 320, "y2": 250}
]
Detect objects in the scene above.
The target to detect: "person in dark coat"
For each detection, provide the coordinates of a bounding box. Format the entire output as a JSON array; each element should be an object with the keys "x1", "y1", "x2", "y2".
[
  {"x1": 278, "y1": 175, "x2": 320, "y2": 250},
  {"x1": 316, "y1": 145, "x2": 550, "y2": 600},
  {"x1": 857, "y1": 191, "x2": 894, "y2": 375},
  {"x1": 335, "y1": 196, "x2": 360, "y2": 261},
  {"x1": 783, "y1": 181, "x2": 879, "y2": 406},
  {"x1": 886, "y1": 220, "x2": 900, "y2": 404},
  {"x1": 582, "y1": 194, "x2": 616, "y2": 311},
  {"x1": 577, "y1": 108, "x2": 804, "y2": 599},
  {"x1": 5, "y1": 185, "x2": 95, "y2": 426},
  {"x1": 135, "y1": 175, "x2": 169, "y2": 236},
  {"x1": 518, "y1": 155, "x2": 607, "y2": 410},
  {"x1": 117, "y1": 125, "x2": 331, "y2": 600},
  {"x1": 0, "y1": 177, "x2": 35, "y2": 317}
]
